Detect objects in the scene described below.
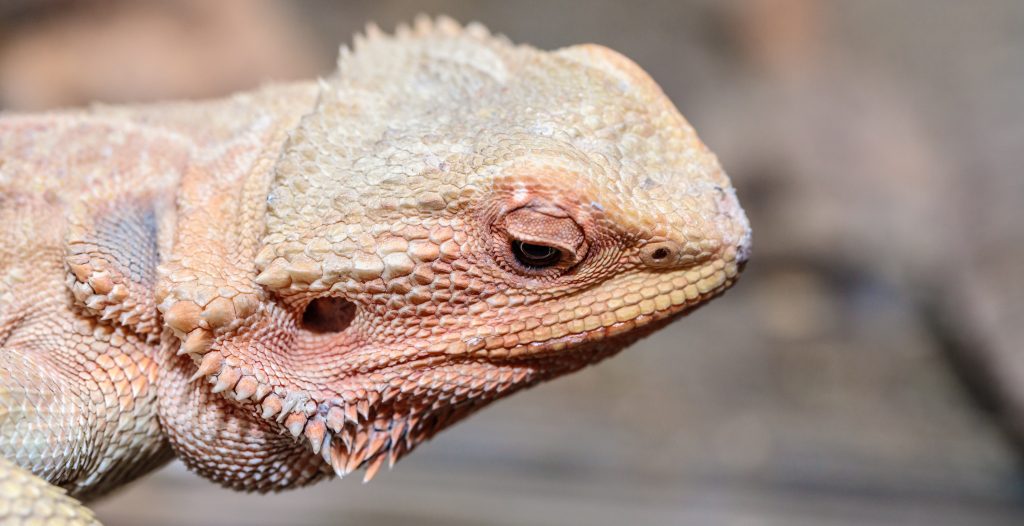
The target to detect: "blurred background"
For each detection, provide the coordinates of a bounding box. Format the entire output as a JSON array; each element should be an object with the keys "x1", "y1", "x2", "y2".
[{"x1": 2, "y1": 0, "x2": 1022, "y2": 524}]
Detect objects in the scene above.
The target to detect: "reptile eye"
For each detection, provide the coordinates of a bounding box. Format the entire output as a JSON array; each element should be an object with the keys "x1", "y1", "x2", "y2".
[
  {"x1": 496, "y1": 205, "x2": 586, "y2": 277},
  {"x1": 511, "y1": 240, "x2": 562, "y2": 269}
]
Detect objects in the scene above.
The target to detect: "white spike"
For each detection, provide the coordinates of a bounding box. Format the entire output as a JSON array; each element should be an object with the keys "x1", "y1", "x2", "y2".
[
  {"x1": 413, "y1": 14, "x2": 433, "y2": 35},
  {"x1": 277, "y1": 391, "x2": 306, "y2": 422},
  {"x1": 466, "y1": 21, "x2": 491, "y2": 38},
  {"x1": 435, "y1": 15, "x2": 461, "y2": 36},
  {"x1": 395, "y1": 21, "x2": 412, "y2": 39},
  {"x1": 364, "y1": 22, "x2": 384, "y2": 40}
]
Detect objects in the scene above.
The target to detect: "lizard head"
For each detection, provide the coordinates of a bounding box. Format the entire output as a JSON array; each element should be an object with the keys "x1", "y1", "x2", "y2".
[{"x1": 162, "y1": 17, "x2": 749, "y2": 483}]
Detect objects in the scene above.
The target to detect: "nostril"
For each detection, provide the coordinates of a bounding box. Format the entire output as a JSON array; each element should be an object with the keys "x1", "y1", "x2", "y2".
[
  {"x1": 640, "y1": 241, "x2": 683, "y2": 268},
  {"x1": 301, "y1": 297, "x2": 356, "y2": 334}
]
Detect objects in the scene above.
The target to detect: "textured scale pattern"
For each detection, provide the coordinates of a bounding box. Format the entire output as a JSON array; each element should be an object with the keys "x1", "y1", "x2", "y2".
[{"x1": 0, "y1": 17, "x2": 749, "y2": 523}]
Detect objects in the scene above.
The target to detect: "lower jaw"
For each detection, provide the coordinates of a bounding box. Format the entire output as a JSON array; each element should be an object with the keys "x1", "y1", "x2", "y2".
[
  {"x1": 186, "y1": 272, "x2": 739, "y2": 481},
  {"x1": 433, "y1": 275, "x2": 738, "y2": 364}
]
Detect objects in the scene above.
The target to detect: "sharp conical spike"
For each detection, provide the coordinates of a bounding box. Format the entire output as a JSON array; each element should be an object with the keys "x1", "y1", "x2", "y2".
[
  {"x1": 326, "y1": 406, "x2": 346, "y2": 433},
  {"x1": 211, "y1": 367, "x2": 241, "y2": 394},
  {"x1": 320, "y1": 432, "x2": 333, "y2": 458},
  {"x1": 345, "y1": 446, "x2": 366, "y2": 474},
  {"x1": 388, "y1": 440, "x2": 405, "y2": 469},
  {"x1": 305, "y1": 418, "x2": 327, "y2": 454},
  {"x1": 261, "y1": 394, "x2": 283, "y2": 419},
  {"x1": 321, "y1": 437, "x2": 334, "y2": 465},
  {"x1": 381, "y1": 386, "x2": 399, "y2": 403},
  {"x1": 389, "y1": 419, "x2": 407, "y2": 445},
  {"x1": 285, "y1": 413, "x2": 307, "y2": 439},
  {"x1": 189, "y1": 351, "x2": 222, "y2": 383},
  {"x1": 182, "y1": 328, "x2": 213, "y2": 356},
  {"x1": 254, "y1": 383, "x2": 272, "y2": 401},
  {"x1": 340, "y1": 427, "x2": 354, "y2": 451},
  {"x1": 367, "y1": 431, "x2": 389, "y2": 459},
  {"x1": 330, "y1": 441, "x2": 350, "y2": 478},
  {"x1": 353, "y1": 429, "x2": 369, "y2": 453},
  {"x1": 362, "y1": 453, "x2": 386, "y2": 484}
]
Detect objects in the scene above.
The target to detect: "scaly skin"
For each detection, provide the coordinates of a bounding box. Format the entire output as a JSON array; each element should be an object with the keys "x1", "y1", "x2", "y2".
[{"x1": 0, "y1": 17, "x2": 750, "y2": 523}]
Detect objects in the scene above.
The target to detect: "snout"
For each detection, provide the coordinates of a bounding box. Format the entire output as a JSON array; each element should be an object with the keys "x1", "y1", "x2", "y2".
[
  {"x1": 735, "y1": 229, "x2": 752, "y2": 269},
  {"x1": 718, "y1": 184, "x2": 752, "y2": 270}
]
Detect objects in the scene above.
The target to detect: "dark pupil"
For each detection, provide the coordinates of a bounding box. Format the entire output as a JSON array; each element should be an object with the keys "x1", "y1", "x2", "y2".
[{"x1": 512, "y1": 240, "x2": 561, "y2": 268}]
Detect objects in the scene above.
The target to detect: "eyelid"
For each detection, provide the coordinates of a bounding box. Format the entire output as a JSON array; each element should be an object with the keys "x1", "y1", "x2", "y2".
[{"x1": 502, "y1": 208, "x2": 585, "y2": 263}]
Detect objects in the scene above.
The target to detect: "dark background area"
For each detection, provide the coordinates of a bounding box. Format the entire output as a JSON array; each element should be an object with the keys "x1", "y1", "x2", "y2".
[{"x1": 2, "y1": 1, "x2": 1022, "y2": 524}]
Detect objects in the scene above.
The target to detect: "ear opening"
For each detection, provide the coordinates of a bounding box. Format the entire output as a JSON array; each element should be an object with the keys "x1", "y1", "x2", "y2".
[{"x1": 300, "y1": 297, "x2": 357, "y2": 334}]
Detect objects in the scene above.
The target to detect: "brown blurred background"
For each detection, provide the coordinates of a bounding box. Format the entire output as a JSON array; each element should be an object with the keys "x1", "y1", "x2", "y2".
[{"x1": 2, "y1": 0, "x2": 1022, "y2": 524}]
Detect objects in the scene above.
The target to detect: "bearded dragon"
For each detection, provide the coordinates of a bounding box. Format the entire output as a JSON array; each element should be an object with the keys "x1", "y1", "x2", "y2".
[{"x1": 0, "y1": 17, "x2": 750, "y2": 524}]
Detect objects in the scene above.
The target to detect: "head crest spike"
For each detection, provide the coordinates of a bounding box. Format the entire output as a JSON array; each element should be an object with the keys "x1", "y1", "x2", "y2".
[
  {"x1": 412, "y1": 13, "x2": 430, "y2": 34},
  {"x1": 394, "y1": 21, "x2": 412, "y2": 39},
  {"x1": 336, "y1": 44, "x2": 352, "y2": 71},
  {"x1": 352, "y1": 31, "x2": 368, "y2": 51},
  {"x1": 465, "y1": 21, "x2": 491, "y2": 39},
  {"x1": 364, "y1": 22, "x2": 384, "y2": 41},
  {"x1": 434, "y1": 15, "x2": 462, "y2": 36}
]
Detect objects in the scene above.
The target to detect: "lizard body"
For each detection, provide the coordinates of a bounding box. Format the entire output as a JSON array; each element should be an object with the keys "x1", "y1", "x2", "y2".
[{"x1": 0, "y1": 18, "x2": 750, "y2": 524}]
